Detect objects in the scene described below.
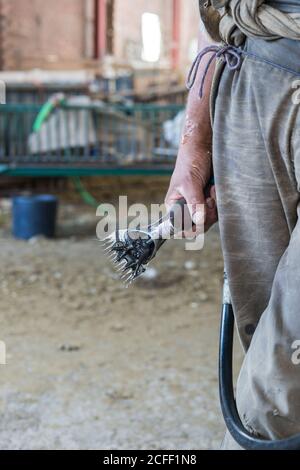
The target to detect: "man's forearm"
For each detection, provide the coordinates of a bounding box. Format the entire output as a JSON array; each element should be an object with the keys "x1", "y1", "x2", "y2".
[
  {"x1": 165, "y1": 23, "x2": 218, "y2": 229},
  {"x1": 180, "y1": 28, "x2": 216, "y2": 152}
]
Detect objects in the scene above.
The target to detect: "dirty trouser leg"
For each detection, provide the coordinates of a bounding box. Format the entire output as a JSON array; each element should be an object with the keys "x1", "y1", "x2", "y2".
[{"x1": 212, "y1": 45, "x2": 300, "y2": 449}]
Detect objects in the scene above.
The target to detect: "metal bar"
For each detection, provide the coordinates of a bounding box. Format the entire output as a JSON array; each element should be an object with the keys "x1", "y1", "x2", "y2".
[{"x1": 0, "y1": 166, "x2": 174, "y2": 177}]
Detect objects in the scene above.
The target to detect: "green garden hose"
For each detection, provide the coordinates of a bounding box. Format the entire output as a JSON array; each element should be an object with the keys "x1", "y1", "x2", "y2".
[
  {"x1": 33, "y1": 93, "x2": 66, "y2": 133},
  {"x1": 71, "y1": 176, "x2": 99, "y2": 208}
]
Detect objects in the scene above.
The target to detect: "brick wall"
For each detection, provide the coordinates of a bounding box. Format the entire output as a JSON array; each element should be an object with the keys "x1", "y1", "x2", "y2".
[
  {"x1": 0, "y1": 0, "x2": 199, "y2": 72},
  {"x1": 0, "y1": 0, "x2": 87, "y2": 70}
]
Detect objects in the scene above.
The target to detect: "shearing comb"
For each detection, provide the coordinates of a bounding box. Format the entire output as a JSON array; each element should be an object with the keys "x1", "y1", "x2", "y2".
[{"x1": 100, "y1": 199, "x2": 193, "y2": 287}]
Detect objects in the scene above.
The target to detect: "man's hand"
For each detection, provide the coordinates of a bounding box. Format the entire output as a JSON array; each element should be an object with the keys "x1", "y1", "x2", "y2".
[{"x1": 165, "y1": 145, "x2": 217, "y2": 234}]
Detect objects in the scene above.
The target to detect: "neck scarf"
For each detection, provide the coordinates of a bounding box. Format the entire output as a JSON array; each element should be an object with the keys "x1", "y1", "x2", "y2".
[{"x1": 211, "y1": 0, "x2": 300, "y2": 45}]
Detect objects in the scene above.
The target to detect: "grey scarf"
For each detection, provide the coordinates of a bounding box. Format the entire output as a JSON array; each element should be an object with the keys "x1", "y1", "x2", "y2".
[{"x1": 210, "y1": 0, "x2": 300, "y2": 45}]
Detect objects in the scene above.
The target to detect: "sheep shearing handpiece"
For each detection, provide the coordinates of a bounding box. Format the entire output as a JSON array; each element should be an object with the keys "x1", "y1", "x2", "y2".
[{"x1": 100, "y1": 199, "x2": 194, "y2": 287}]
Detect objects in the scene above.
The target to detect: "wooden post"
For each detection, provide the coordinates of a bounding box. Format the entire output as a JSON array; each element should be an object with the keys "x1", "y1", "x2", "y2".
[
  {"x1": 172, "y1": 0, "x2": 181, "y2": 69},
  {"x1": 94, "y1": 0, "x2": 107, "y2": 59}
]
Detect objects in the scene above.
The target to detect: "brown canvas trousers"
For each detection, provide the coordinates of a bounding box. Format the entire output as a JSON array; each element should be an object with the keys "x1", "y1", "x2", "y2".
[{"x1": 212, "y1": 37, "x2": 300, "y2": 449}]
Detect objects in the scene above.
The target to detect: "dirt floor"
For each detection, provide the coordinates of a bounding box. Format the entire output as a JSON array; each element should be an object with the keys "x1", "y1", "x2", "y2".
[{"x1": 0, "y1": 199, "x2": 243, "y2": 450}]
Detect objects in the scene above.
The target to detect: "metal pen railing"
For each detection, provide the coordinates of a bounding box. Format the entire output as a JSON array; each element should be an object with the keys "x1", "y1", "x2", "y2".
[{"x1": 0, "y1": 103, "x2": 184, "y2": 173}]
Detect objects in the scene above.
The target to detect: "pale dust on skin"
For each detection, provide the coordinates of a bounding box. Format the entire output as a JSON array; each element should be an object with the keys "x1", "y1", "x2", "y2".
[{"x1": 181, "y1": 115, "x2": 200, "y2": 145}]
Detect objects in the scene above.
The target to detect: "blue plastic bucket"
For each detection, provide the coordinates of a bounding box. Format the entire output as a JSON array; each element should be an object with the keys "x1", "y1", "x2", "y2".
[{"x1": 12, "y1": 195, "x2": 58, "y2": 240}]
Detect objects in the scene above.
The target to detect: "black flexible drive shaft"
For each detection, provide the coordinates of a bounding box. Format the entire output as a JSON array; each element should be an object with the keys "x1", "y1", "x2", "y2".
[{"x1": 219, "y1": 302, "x2": 300, "y2": 450}]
